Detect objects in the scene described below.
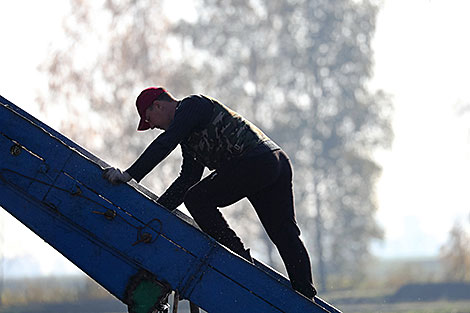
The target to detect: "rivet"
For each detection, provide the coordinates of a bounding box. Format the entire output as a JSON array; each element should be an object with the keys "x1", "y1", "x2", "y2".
[
  {"x1": 39, "y1": 163, "x2": 49, "y2": 173},
  {"x1": 10, "y1": 144, "x2": 22, "y2": 156}
]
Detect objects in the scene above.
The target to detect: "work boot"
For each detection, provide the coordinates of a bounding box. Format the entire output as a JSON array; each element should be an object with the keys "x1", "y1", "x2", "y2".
[
  {"x1": 204, "y1": 226, "x2": 253, "y2": 262},
  {"x1": 292, "y1": 282, "x2": 317, "y2": 301}
]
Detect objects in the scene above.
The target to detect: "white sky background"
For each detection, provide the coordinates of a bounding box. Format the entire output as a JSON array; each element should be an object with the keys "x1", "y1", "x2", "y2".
[
  {"x1": 0, "y1": 0, "x2": 469, "y2": 276},
  {"x1": 370, "y1": 0, "x2": 470, "y2": 257}
]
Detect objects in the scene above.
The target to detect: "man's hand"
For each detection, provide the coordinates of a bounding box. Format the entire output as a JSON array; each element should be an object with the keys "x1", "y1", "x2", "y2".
[{"x1": 102, "y1": 167, "x2": 132, "y2": 185}]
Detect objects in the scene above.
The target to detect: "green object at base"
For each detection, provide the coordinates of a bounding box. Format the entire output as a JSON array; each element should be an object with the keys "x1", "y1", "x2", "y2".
[
  {"x1": 125, "y1": 270, "x2": 171, "y2": 313},
  {"x1": 131, "y1": 280, "x2": 167, "y2": 313}
]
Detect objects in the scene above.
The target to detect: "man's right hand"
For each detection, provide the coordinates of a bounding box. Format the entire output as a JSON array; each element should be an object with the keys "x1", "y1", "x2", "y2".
[{"x1": 102, "y1": 167, "x2": 132, "y2": 185}]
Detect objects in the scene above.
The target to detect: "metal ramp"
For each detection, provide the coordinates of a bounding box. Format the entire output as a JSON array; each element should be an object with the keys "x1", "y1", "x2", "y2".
[{"x1": 0, "y1": 95, "x2": 342, "y2": 313}]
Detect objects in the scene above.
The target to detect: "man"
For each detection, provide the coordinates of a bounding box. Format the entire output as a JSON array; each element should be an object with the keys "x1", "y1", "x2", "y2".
[{"x1": 103, "y1": 87, "x2": 317, "y2": 300}]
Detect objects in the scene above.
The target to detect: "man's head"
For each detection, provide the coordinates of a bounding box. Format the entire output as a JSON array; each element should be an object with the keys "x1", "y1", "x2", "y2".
[{"x1": 136, "y1": 87, "x2": 177, "y2": 131}]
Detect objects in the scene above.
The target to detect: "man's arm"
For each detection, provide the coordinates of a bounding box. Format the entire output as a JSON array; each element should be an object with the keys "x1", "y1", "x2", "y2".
[
  {"x1": 126, "y1": 96, "x2": 212, "y2": 183},
  {"x1": 126, "y1": 130, "x2": 181, "y2": 182},
  {"x1": 157, "y1": 146, "x2": 204, "y2": 211}
]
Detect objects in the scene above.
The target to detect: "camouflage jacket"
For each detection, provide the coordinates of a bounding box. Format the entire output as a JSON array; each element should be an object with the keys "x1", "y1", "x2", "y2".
[{"x1": 181, "y1": 96, "x2": 268, "y2": 170}]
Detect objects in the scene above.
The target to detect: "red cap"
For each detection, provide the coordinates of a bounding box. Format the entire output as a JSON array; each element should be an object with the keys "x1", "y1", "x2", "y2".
[{"x1": 136, "y1": 87, "x2": 167, "y2": 131}]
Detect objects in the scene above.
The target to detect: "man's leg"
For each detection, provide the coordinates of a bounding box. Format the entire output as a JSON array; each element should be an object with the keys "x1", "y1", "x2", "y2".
[
  {"x1": 248, "y1": 150, "x2": 317, "y2": 299},
  {"x1": 184, "y1": 154, "x2": 280, "y2": 259},
  {"x1": 184, "y1": 173, "x2": 248, "y2": 257}
]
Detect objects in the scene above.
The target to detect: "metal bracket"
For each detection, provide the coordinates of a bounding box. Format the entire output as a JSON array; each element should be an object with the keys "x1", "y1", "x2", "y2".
[{"x1": 92, "y1": 208, "x2": 117, "y2": 220}]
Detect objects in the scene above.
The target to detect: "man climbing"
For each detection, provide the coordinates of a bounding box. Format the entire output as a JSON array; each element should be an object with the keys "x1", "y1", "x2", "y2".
[{"x1": 103, "y1": 87, "x2": 317, "y2": 300}]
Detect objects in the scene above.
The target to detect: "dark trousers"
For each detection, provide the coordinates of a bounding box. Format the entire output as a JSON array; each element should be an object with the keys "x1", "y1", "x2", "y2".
[{"x1": 184, "y1": 149, "x2": 316, "y2": 299}]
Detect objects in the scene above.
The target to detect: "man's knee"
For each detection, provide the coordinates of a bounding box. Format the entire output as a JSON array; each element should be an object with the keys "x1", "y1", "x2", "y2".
[{"x1": 183, "y1": 186, "x2": 202, "y2": 213}]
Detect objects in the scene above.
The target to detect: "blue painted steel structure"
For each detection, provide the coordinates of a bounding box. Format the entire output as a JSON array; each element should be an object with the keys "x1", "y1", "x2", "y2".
[{"x1": 0, "y1": 95, "x2": 342, "y2": 313}]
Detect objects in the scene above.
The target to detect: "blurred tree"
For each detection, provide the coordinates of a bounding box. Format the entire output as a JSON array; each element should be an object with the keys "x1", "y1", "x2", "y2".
[
  {"x1": 39, "y1": 0, "x2": 187, "y2": 194},
  {"x1": 440, "y1": 221, "x2": 470, "y2": 282},
  {"x1": 172, "y1": 0, "x2": 393, "y2": 289},
  {"x1": 40, "y1": 0, "x2": 393, "y2": 290}
]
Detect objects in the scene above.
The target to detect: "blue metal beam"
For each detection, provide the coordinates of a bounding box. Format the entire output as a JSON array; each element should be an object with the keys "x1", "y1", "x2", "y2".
[{"x1": 0, "y1": 95, "x2": 342, "y2": 313}]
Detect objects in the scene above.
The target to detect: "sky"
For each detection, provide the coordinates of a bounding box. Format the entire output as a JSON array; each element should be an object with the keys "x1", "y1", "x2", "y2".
[
  {"x1": 369, "y1": 0, "x2": 470, "y2": 257},
  {"x1": 0, "y1": 0, "x2": 469, "y2": 277}
]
